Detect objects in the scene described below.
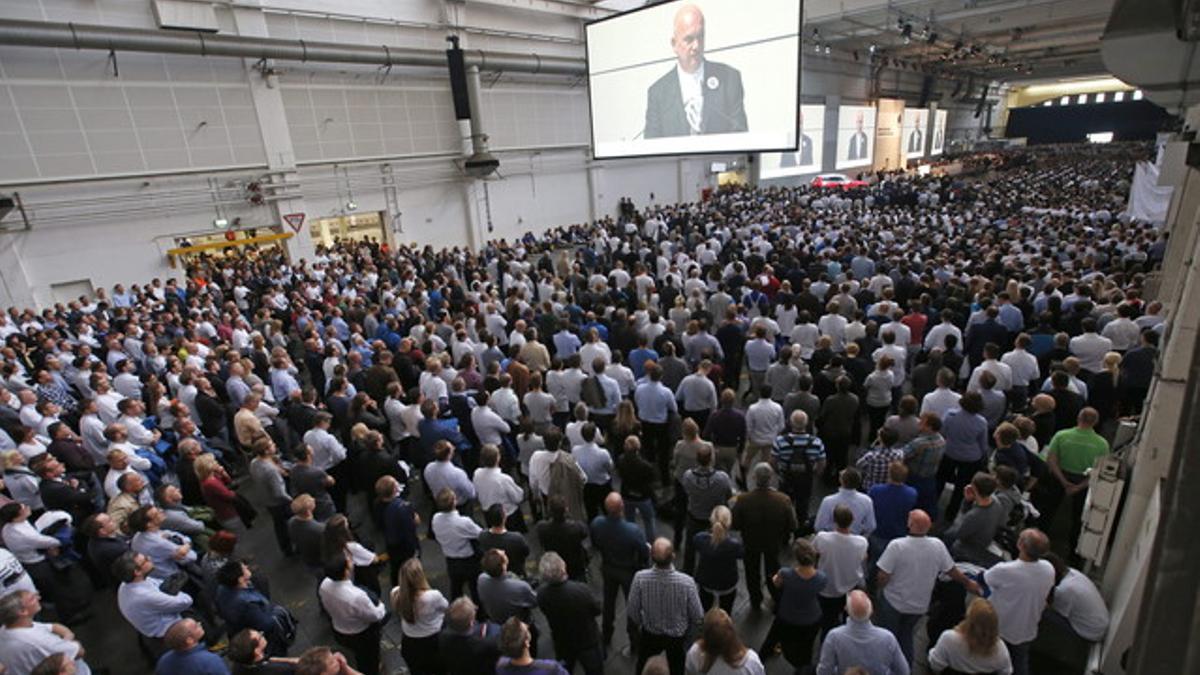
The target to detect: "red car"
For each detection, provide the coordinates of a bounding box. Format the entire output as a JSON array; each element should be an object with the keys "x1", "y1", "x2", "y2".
[{"x1": 811, "y1": 173, "x2": 868, "y2": 189}]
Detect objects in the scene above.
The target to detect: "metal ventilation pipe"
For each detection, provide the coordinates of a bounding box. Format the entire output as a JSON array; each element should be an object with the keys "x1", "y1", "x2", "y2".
[{"x1": 0, "y1": 18, "x2": 586, "y2": 76}]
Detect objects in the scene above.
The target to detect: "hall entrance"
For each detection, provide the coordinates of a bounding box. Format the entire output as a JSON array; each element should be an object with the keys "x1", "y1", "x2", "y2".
[{"x1": 308, "y1": 212, "x2": 390, "y2": 248}]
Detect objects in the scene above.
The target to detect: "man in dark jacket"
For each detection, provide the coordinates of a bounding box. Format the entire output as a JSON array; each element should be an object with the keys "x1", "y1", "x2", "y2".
[
  {"x1": 440, "y1": 597, "x2": 501, "y2": 675},
  {"x1": 589, "y1": 492, "x2": 649, "y2": 647},
  {"x1": 731, "y1": 463, "x2": 798, "y2": 610},
  {"x1": 536, "y1": 551, "x2": 603, "y2": 675}
]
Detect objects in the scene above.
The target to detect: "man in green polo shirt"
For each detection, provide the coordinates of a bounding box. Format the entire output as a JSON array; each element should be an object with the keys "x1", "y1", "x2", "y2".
[{"x1": 1042, "y1": 407, "x2": 1109, "y2": 553}]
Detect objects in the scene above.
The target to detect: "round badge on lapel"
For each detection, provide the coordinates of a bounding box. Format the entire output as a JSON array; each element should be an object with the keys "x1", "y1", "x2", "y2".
[{"x1": 706, "y1": 76, "x2": 719, "y2": 90}]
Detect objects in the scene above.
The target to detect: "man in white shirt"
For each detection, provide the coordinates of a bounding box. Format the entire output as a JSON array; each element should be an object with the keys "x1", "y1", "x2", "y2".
[
  {"x1": 967, "y1": 343, "x2": 1014, "y2": 393},
  {"x1": 813, "y1": 504, "x2": 869, "y2": 636},
  {"x1": 473, "y1": 444, "x2": 525, "y2": 530},
  {"x1": 471, "y1": 392, "x2": 511, "y2": 448},
  {"x1": 744, "y1": 390, "x2": 784, "y2": 473},
  {"x1": 1068, "y1": 319, "x2": 1113, "y2": 376},
  {"x1": 0, "y1": 590, "x2": 92, "y2": 675},
  {"x1": 302, "y1": 412, "x2": 347, "y2": 472},
  {"x1": 319, "y1": 553, "x2": 386, "y2": 675},
  {"x1": 984, "y1": 528, "x2": 1056, "y2": 675},
  {"x1": 924, "y1": 314, "x2": 963, "y2": 353},
  {"x1": 578, "y1": 329, "x2": 611, "y2": 375},
  {"x1": 115, "y1": 552, "x2": 194, "y2": 640},
  {"x1": 876, "y1": 510, "x2": 980, "y2": 664},
  {"x1": 1045, "y1": 553, "x2": 1110, "y2": 644},
  {"x1": 920, "y1": 369, "x2": 962, "y2": 421},
  {"x1": 1100, "y1": 304, "x2": 1141, "y2": 351},
  {"x1": 1001, "y1": 333, "x2": 1041, "y2": 404},
  {"x1": 432, "y1": 488, "x2": 484, "y2": 601}
]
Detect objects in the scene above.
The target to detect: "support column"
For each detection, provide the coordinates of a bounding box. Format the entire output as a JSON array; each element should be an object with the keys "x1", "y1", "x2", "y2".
[
  {"x1": 585, "y1": 164, "x2": 602, "y2": 223},
  {"x1": 0, "y1": 233, "x2": 36, "y2": 308},
  {"x1": 231, "y1": 2, "x2": 316, "y2": 262}
]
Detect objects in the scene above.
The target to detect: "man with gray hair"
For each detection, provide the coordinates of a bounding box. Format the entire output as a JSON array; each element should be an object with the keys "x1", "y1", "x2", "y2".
[
  {"x1": 731, "y1": 462, "x2": 797, "y2": 610},
  {"x1": 0, "y1": 590, "x2": 93, "y2": 675},
  {"x1": 536, "y1": 552, "x2": 603, "y2": 675},
  {"x1": 816, "y1": 589, "x2": 908, "y2": 675}
]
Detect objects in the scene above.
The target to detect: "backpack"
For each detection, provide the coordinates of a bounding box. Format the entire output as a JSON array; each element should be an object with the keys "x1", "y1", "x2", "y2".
[{"x1": 581, "y1": 375, "x2": 606, "y2": 410}]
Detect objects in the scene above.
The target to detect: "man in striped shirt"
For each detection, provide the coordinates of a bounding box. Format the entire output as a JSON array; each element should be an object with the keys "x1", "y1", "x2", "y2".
[
  {"x1": 772, "y1": 410, "x2": 826, "y2": 528},
  {"x1": 627, "y1": 539, "x2": 703, "y2": 675}
]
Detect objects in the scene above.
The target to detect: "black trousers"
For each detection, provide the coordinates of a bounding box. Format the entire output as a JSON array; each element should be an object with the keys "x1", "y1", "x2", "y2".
[
  {"x1": 681, "y1": 516, "x2": 708, "y2": 575},
  {"x1": 400, "y1": 633, "x2": 443, "y2": 675},
  {"x1": 560, "y1": 643, "x2": 605, "y2": 675},
  {"x1": 744, "y1": 543, "x2": 782, "y2": 607},
  {"x1": 699, "y1": 587, "x2": 736, "y2": 615},
  {"x1": 818, "y1": 593, "x2": 846, "y2": 641},
  {"x1": 601, "y1": 567, "x2": 635, "y2": 643},
  {"x1": 641, "y1": 421, "x2": 671, "y2": 481},
  {"x1": 761, "y1": 617, "x2": 820, "y2": 673},
  {"x1": 584, "y1": 481, "x2": 611, "y2": 522},
  {"x1": 1038, "y1": 471, "x2": 1089, "y2": 552},
  {"x1": 636, "y1": 629, "x2": 687, "y2": 675},
  {"x1": 334, "y1": 620, "x2": 382, "y2": 675},
  {"x1": 938, "y1": 456, "x2": 986, "y2": 522},
  {"x1": 445, "y1": 554, "x2": 481, "y2": 602},
  {"x1": 682, "y1": 409, "x2": 710, "y2": 432},
  {"x1": 267, "y1": 502, "x2": 293, "y2": 555}
]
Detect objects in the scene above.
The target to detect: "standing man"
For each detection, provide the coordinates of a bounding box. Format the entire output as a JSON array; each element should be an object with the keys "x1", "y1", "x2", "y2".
[
  {"x1": 634, "y1": 364, "x2": 678, "y2": 482},
  {"x1": 319, "y1": 553, "x2": 387, "y2": 675},
  {"x1": 590, "y1": 492, "x2": 649, "y2": 648},
  {"x1": 626, "y1": 539, "x2": 704, "y2": 675},
  {"x1": 771, "y1": 410, "x2": 826, "y2": 530},
  {"x1": 731, "y1": 463, "x2": 798, "y2": 611},
  {"x1": 984, "y1": 529, "x2": 1056, "y2": 675},
  {"x1": 0, "y1": 590, "x2": 92, "y2": 675},
  {"x1": 1042, "y1": 407, "x2": 1109, "y2": 554},
  {"x1": 536, "y1": 552, "x2": 604, "y2": 675},
  {"x1": 875, "y1": 510, "x2": 980, "y2": 665},
  {"x1": 643, "y1": 4, "x2": 747, "y2": 139}
]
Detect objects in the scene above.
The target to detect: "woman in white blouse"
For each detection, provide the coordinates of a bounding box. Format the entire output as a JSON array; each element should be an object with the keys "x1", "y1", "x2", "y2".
[
  {"x1": 928, "y1": 598, "x2": 1014, "y2": 675},
  {"x1": 685, "y1": 607, "x2": 765, "y2": 675},
  {"x1": 391, "y1": 558, "x2": 448, "y2": 675}
]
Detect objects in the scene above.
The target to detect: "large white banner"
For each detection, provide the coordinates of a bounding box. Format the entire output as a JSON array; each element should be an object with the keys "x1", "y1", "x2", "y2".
[
  {"x1": 759, "y1": 104, "x2": 825, "y2": 178},
  {"x1": 586, "y1": 0, "x2": 802, "y2": 159},
  {"x1": 931, "y1": 109, "x2": 948, "y2": 156},
  {"x1": 902, "y1": 108, "x2": 927, "y2": 159},
  {"x1": 835, "y1": 105, "x2": 876, "y2": 170}
]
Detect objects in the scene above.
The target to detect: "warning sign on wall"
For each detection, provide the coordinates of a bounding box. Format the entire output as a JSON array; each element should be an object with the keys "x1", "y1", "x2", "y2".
[{"x1": 283, "y1": 213, "x2": 306, "y2": 232}]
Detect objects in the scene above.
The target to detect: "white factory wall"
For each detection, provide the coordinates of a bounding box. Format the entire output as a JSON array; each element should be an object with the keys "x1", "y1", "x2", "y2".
[{"x1": 0, "y1": 0, "x2": 996, "y2": 308}]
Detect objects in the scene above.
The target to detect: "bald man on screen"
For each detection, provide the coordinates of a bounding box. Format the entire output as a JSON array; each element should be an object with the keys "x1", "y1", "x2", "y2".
[{"x1": 644, "y1": 4, "x2": 748, "y2": 139}]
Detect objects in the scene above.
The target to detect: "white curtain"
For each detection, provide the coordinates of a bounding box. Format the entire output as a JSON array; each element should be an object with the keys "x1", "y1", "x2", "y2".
[{"x1": 1125, "y1": 160, "x2": 1174, "y2": 224}]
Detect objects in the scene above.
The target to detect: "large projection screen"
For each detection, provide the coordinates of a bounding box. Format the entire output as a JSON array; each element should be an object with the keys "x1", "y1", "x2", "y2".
[
  {"x1": 931, "y1": 109, "x2": 948, "y2": 156},
  {"x1": 834, "y1": 104, "x2": 876, "y2": 170},
  {"x1": 902, "y1": 108, "x2": 927, "y2": 159},
  {"x1": 759, "y1": 104, "x2": 825, "y2": 178},
  {"x1": 585, "y1": 0, "x2": 802, "y2": 159}
]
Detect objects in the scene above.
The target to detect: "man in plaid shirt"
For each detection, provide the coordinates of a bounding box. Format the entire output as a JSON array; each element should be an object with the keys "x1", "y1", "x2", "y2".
[
  {"x1": 856, "y1": 426, "x2": 908, "y2": 491},
  {"x1": 772, "y1": 410, "x2": 826, "y2": 527},
  {"x1": 903, "y1": 412, "x2": 947, "y2": 517}
]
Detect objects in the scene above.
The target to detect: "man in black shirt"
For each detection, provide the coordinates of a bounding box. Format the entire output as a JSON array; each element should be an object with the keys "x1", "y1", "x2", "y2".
[{"x1": 536, "y1": 552, "x2": 603, "y2": 675}]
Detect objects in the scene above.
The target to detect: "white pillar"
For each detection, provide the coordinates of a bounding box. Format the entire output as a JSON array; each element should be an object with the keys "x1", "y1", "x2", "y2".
[
  {"x1": 231, "y1": 3, "x2": 316, "y2": 262},
  {"x1": 0, "y1": 233, "x2": 36, "y2": 308}
]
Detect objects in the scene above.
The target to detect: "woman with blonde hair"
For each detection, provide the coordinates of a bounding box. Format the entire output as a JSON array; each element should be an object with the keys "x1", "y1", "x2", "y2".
[
  {"x1": 1088, "y1": 351, "x2": 1123, "y2": 435},
  {"x1": 390, "y1": 558, "x2": 448, "y2": 674},
  {"x1": 928, "y1": 597, "x2": 1013, "y2": 674},
  {"x1": 692, "y1": 505, "x2": 744, "y2": 614},
  {"x1": 685, "y1": 608, "x2": 765, "y2": 674},
  {"x1": 196, "y1": 452, "x2": 247, "y2": 531}
]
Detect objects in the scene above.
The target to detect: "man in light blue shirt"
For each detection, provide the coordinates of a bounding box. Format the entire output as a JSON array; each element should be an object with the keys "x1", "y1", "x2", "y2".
[
  {"x1": 572, "y1": 423, "x2": 614, "y2": 520},
  {"x1": 996, "y1": 292, "x2": 1024, "y2": 334},
  {"x1": 634, "y1": 365, "x2": 678, "y2": 480},
  {"x1": 553, "y1": 326, "x2": 582, "y2": 359},
  {"x1": 115, "y1": 552, "x2": 194, "y2": 639},
  {"x1": 817, "y1": 590, "x2": 909, "y2": 675},
  {"x1": 424, "y1": 440, "x2": 477, "y2": 510},
  {"x1": 814, "y1": 468, "x2": 877, "y2": 536},
  {"x1": 743, "y1": 325, "x2": 775, "y2": 398}
]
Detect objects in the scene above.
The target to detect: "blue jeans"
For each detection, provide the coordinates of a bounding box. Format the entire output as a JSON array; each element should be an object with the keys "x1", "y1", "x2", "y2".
[
  {"x1": 876, "y1": 593, "x2": 922, "y2": 665},
  {"x1": 624, "y1": 497, "x2": 656, "y2": 542},
  {"x1": 1005, "y1": 639, "x2": 1032, "y2": 675}
]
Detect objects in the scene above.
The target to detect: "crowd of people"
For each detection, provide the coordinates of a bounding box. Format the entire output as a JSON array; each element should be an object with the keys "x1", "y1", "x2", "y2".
[{"x1": 0, "y1": 142, "x2": 1152, "y2": 675}]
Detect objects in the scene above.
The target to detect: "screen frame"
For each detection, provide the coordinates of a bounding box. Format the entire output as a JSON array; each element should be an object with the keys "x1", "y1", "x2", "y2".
[{"x1": 583, "y1": 0, "x2": 804, "y2": 161}]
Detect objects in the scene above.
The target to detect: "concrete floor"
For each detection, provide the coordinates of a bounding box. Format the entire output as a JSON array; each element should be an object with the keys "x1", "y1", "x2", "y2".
[{"x1": 69, "y1": 451, "x2": 1085, "y2": 675}]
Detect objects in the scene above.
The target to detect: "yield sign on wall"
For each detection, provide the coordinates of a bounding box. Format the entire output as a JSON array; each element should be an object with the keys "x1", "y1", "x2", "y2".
[{"x1": 282, "y1": 212, "x2": 306, "y2": 233}]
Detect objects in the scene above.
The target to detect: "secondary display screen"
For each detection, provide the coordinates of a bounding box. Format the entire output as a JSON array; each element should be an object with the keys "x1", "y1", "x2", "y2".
[
  {"x1": 759, "y1": 104, "x2": 826, "y2": 178},
  {"x1": 585, "y1": 0, "x2": 802, "y2": 159},
  {"x1": 834, "y1": 104, "x2": 876, "y2": 170}
]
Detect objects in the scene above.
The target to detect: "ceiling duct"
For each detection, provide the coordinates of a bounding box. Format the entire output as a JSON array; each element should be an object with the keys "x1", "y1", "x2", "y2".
[{"x1": 1101, "y1": 0, "x2": 1200, "y2": 110}]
